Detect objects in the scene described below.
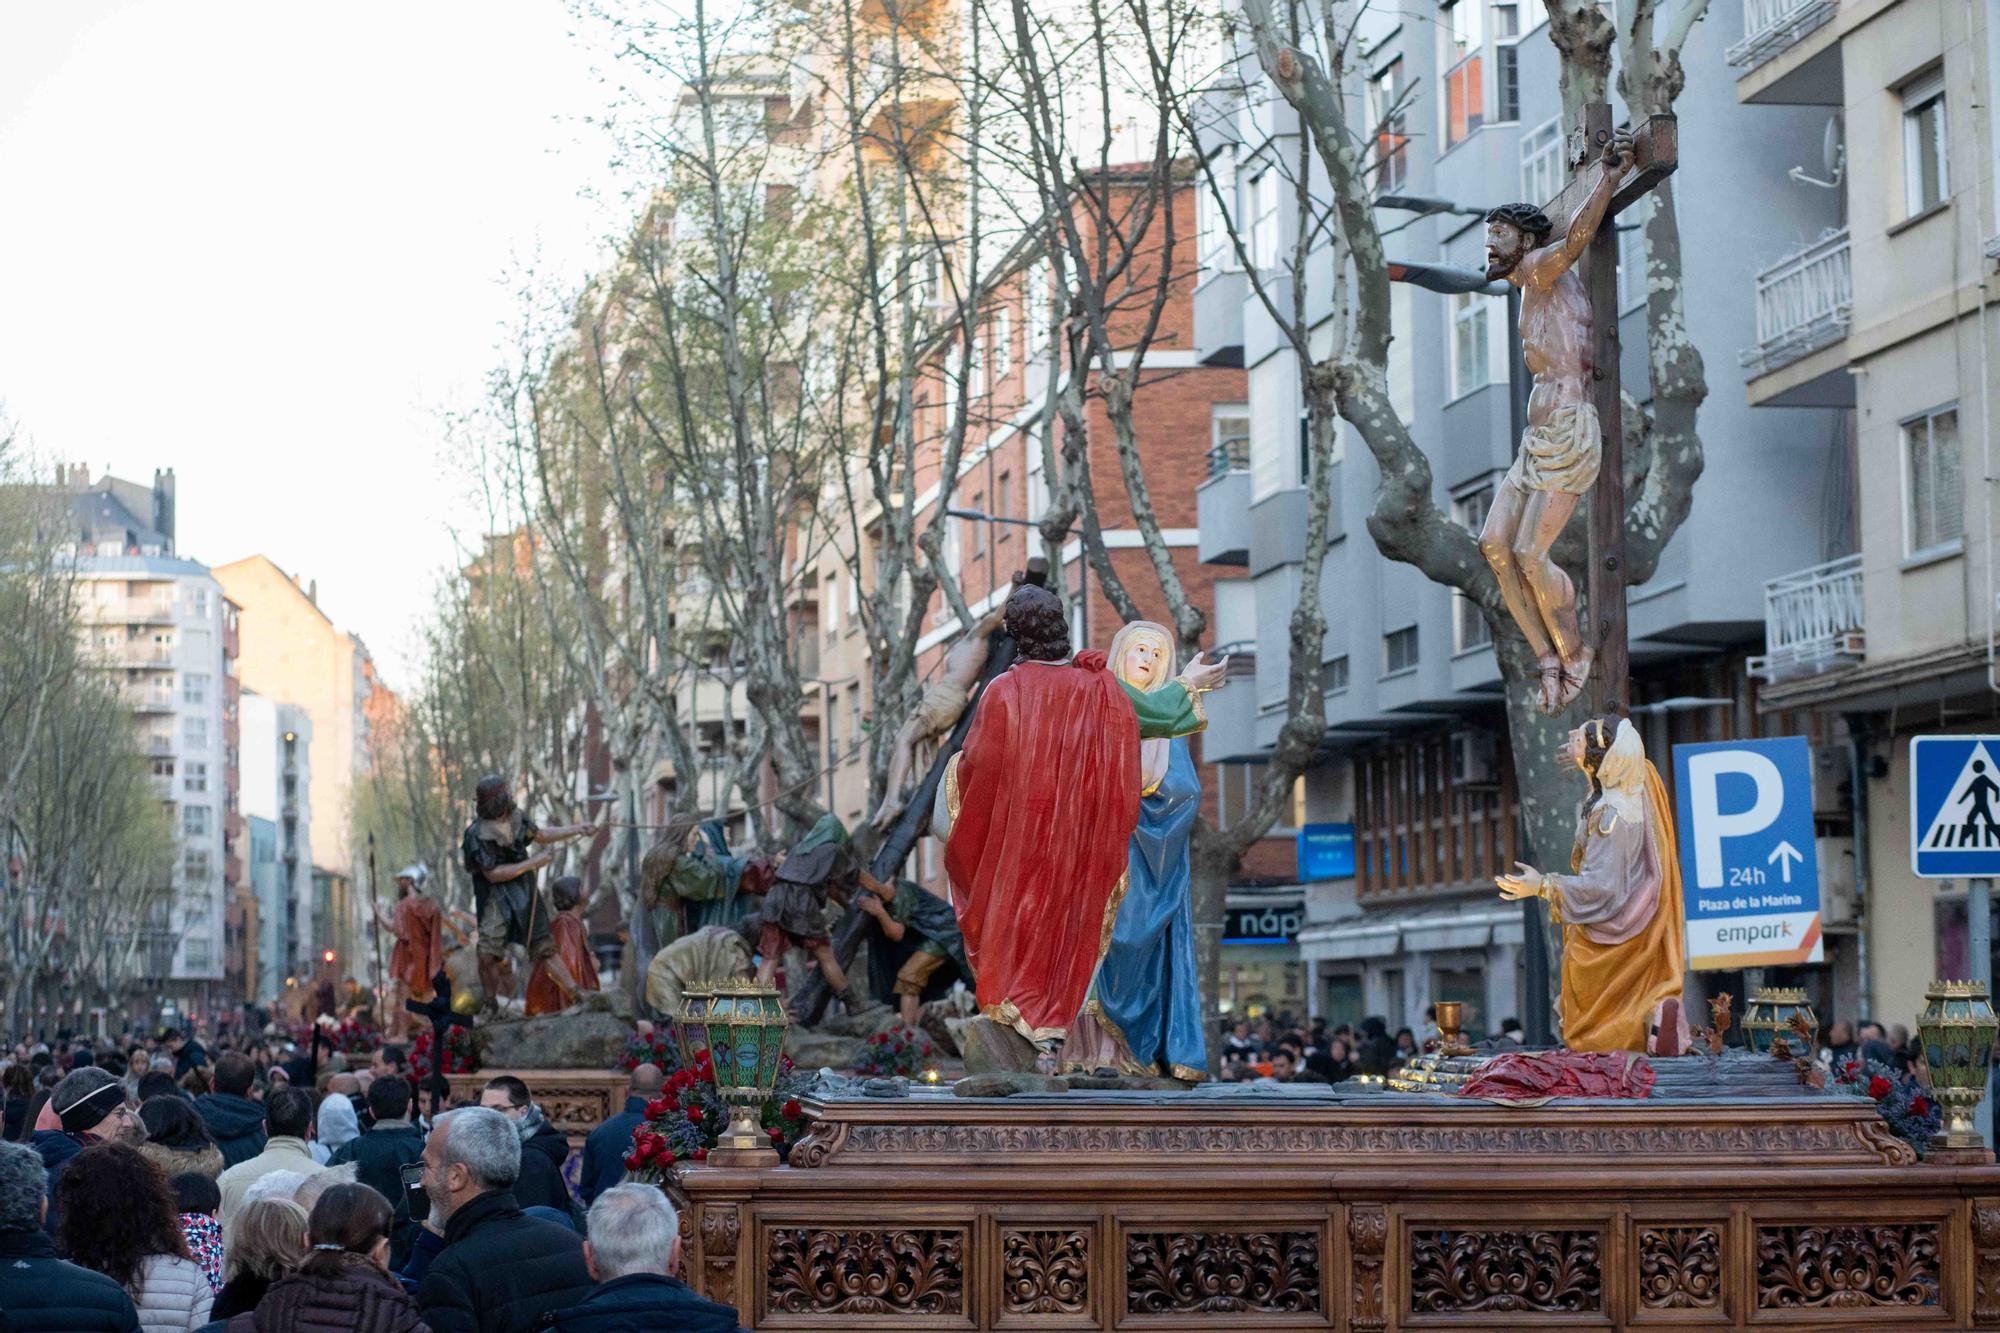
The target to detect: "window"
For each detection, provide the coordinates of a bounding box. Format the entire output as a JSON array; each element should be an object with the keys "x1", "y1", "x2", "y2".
[
  {"x1": 1452, "y1": 488, "x2": 1495, "y2": 650},
  {"x1": 1617, "y1": 196, "x2": 1652, "y2": 312},
  {"x1": 1328, "y1": 654, "x2": 1351, "y2": 694},
  {"x1": 1198, "y1": 150, "x2": 1243, "y2": 273},
  {"x1": 183, "y1": 805, "x2": 211, "y2": 837},
  {"x1": 995, "y1": 472, "x2": 1013, "y2": 531},
  {"x1": 1211, "y1": 405, "x2": 1251, "y2": 473},
  {"x1": 1383, "y1": 625, "x2": 1420, "y2": 674},
  {"x1": 1905, "y1": 406, "x2": 1962, "y2": 554},
  {"x1": 1027, "y1": 423, "x2": 1050, "y2": 519},
  {"x1": 1249, "y1": 170, "x2": 1281, "y2": 271},
  {"x1": 967, "y1": 329, "x2": 986, "y2": 401},
  {"x1": 971, "y1": 491, "x2": 988, "y2": 557},
  {"x1": 824, "y1": 570, "x2": 842, "y2": 636},
  {"x1": 1366, "y1": 59, "x2": 1409, "y2": 193},
  {"x1": 1450, "y1": 291, "x2": 1491, "y2": 397},
  {"x1": 1024, "y1": 260, "x2": 1053, "y2": 356},
  {"x1": 184, "y1": 849, "x2": 211, "y2": 880},
  {"x1": 182, "y1": 715, "x2": 207, "y2": 748},
  {"x1": 1442, "y1": 0, "x2": 1485, "y2": 150},
  {"x1": 1902, "y1": 71, "x2": 1948, "y2": 217},
  {"x1": 992, "y1": 307, "x2": 1013, "y2": 382},
  {"x1": 181, "y1": 671, "x2": 209, "y2": 706},
  {"x1": 191, "y1": 587, "x2": 210, "y2": 617},
  {"x1": 183, "y1": 761, "x2": 208, "y2": 794},
  {"x1": 185, "y1": 937, "x2": 212, "y2": 969},
  {"x1": 1493, "y1": 2, "x2": 1521, "y2": 122},
  {"x1": 1520, "y1": 117, "x2": 1562, "y2": 209}
]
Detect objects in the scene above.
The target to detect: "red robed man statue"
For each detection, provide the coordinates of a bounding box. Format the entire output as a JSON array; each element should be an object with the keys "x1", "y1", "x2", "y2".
[{"x1": 939, "y1": 582, "x2": 1227, "y2": 1076}]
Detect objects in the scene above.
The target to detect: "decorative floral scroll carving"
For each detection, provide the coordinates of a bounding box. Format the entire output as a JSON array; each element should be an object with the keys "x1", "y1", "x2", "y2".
[
  {"x1": 1637, "y1": 1225, "x2": 1721, "y2": 1310},
  {"x1": 1855, "y1": 1118, "x2": 1921, "y2": 1167},
  {"x1": 1123, "y1": 1230, "x2": 1321, "y2": 1315},
  {"x1": 1349, "y1": 1206, "x2": 1387, "y2": 1331},
  {"x1": 1001, "y1": 1228, "x2": 1090, "y2": 1315},
  {"x1": 1756, "y1": 1223, "x2": 1940, "y2": 1310},
  {"x1": 788, "y1": 1119, "x2": 849, "y2": 1169},
  {"x1": 1974, "y1": 1204, "x2": 2000, "y2": 1324},
  {"x1": 698, "y1": 1205, "x2": 740, "y2": 1310},
  {"x1": 1408, "y1": 1228, "x2": 1602, "y2": 1314},
  {"x1": 765, "y1": 1226, "x2": 964, "y2": 1315}
]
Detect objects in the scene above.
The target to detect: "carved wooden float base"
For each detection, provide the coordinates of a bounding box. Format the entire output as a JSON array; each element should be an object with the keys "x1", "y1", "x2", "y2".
[{"x1": 679, "y1": 1082, "x2": 2000, "y2": 1330}]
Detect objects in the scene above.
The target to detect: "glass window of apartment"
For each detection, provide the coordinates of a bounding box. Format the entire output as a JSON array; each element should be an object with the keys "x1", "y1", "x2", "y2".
[
  {"x1": 183, "y1": 715, "x2": 207, "y2": 748},
  {"x1": 1198, "y1": 152, "x2": 1243, "y2": 273},
  {"x1": 1901, "y1": 71, "x2": 1948, "y2": 217},
  {"x1": 181, "y1": 671, "x2": 209, "y2": 706},
  {"x1": 1249, "y1": 169, "x2": 1282, "y2": 271},
  {"x1": 185, "y1": 937, "x2": 211, "y2": 970},
  {"x1": 1366, "y1": 58, "x2": 1409, "y2": 193},
  {"x1": 1441, "y1": 0, "x2": 1485, "y2": 150},
  {"x1": 995, "y1": 471, "x2": 1013, "y2": 524},
  {"x1": 191, "y1": 587, "x2": 210, "y2": 617},
  {"x1": 1617, "y1": 196, "x2": 1652, "y2": 311},
  {"x1": 970, "y1": 491, "x2": 988, "y2": 558},
  {"x1": 1519, "y1": 117, "x2": 1562, "y2": 210},
  {"x1": 1384, "y1": 625, "x2": 1420, "y2": 674},
  {"x1": 1212, "y1": 404, "x2": 1251, "y2": 473},
  {"x1": 1452, "y1": 488, "x2": 1495, "y2": 650},
  {"x1": 1492, "y1": 2, "x2": 1521, "y2": 122},
  {"x1": 1024, "y1": 260, "x2": 1053, "y2": 356},
  {"x1": 1905, "y1": 406, "x2": 1961, "y2": 554},
  {"x1": 992, "y1": 307, "x2": 1013, "y2": 383},
  {"x1": 184, "y1": 804, "x2": 210, "y2": 837},
  {"x1": 824, "y1": 569, "x2": 842, "y2": 636},
  {"x1": 184, "y1": 761, "x2": 208, "y2": 794},
  {"x1": 1328, "y1": 653, "x2": 1351, "y2": 694},
  {"x1": 1450, "y1": 291, "x2": 1491, "y2": 397}
]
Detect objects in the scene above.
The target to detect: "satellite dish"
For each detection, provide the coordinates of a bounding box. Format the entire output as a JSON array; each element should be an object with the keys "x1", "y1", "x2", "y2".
[{"x1": 1789, "y1": 113, "x2": 1844, "y2": 190}]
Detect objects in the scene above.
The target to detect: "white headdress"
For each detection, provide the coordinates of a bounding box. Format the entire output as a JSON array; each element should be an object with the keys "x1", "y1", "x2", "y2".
[{"x1": 1585, "y1": 717, "x2": 1648, "y2": 826}]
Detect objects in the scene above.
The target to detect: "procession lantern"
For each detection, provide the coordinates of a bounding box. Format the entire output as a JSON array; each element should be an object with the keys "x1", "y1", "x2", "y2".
[
  {"x1": 1917, "y1": 980, "x2": 2000, "y2": 1150},
  {"x1": 673, "y1": 985, "x2": 718, "y2": 1070},
  {"x1": 688, "y1": 978, "x2": 789, "y2": 1152},
  {"x1": 1742, "y1": 987, "x2": 1816, "y2": 1056}
]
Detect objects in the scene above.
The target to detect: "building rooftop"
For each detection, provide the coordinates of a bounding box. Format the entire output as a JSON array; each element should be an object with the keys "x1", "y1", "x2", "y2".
[{"x1": 69, "y1": 553, "x2": 213, "y2": 578}]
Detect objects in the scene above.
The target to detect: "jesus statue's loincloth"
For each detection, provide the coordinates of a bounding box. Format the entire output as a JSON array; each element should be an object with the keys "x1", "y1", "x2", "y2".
[{"x1": 1505, "y1": 400, "x2": 1602, "y2": 496}]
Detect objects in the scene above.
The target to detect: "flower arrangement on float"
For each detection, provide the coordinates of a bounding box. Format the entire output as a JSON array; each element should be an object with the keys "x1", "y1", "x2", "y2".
[
  {"x1": 856, "y1": 1024, "x2": 934, "y2": 1080},
  {"x1": 619, "y1": 1025, "x2": 678, "y2": 1075},
  {"x1": 620, "y1": 1045, "x2": 813, "y2": 1177},
  {"x1": 410, "y1": 1025, "x2": 479, "y2": 1079},
  {"x1": 1834, "y1": 1056, "x2": 1942, "y2": 1157}
]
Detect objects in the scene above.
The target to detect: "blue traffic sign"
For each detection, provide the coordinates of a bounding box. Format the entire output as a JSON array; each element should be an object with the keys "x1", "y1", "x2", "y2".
[
  {"x1": 1671, "y1": 737, "x2": 1823, "y2": 970},
  {"x1": 1911, "y1": 736, "x2": 2000, "y2": 878}
]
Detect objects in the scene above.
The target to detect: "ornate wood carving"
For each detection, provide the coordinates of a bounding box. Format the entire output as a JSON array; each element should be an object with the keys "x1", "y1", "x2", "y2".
[
  {"x1": 1755, "y1": 1222, "x2": 1941, "y2": 1310},
  {"x1": 789, "y1": 1119, "x2": 850, "y2": 1169},
  {"x1": 1000, "y1": 1228, "x2": 1089, "y2": 1315},
  {"x1": 1855, "y1": 1118, "x2": 1921, "y2": 1166},
  {"x1": 1975, "y1": 1203, "x2": 2000, "y2": 1324},
  {"x1": 1407, "y1": 1227, "x2": 1602, "y2": 1314},
  {"x1": 1636, "y1": 1225, "x2": 1721, "y2": 1310},
  {"x1": 699, "y1": 1204, "x2": 740, "y2": 1311},
  {"x1": 1349, "y1": 1205, "x2": 1387, "y2": 1331},
  {"x1": 1122, "y1": 1230, "x2": 1321, "y2": 1315},
  {"x1": 765, "y1": 1226, "x2": 965, "y2": 1316},
  {"x1": 838, "y1": 1120, "x2": 1863, "y2": 1158}
]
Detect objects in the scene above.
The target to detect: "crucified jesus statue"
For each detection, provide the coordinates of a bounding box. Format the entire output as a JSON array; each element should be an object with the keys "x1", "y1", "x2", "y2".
[{"x1": 1478, "y1": 128, "x2": 1633, "y2": 714}]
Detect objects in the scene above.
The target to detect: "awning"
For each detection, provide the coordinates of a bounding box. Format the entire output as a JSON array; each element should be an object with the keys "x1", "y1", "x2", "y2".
[{"x1": 1296, "y1": 903, "x2": 1525, "y2": 962}]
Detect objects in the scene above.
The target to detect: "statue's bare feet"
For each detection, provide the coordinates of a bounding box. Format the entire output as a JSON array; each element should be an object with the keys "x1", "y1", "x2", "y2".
[
  {"x1": 1555, "y1": 649, "x2": 1594, "y2": 712},
  {"x1": 1535, "y1": 660, "x2": 1565, "y2": 714}
]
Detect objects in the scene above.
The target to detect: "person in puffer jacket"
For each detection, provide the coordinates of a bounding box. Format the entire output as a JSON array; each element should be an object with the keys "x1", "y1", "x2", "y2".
[
  {"x1": 55, "y1": 1141, "x2": 213, "y2": 1332},
  {"x1": 0, "y1": 1139, "x2": 138, "y2": 1332},
  {"x1": 226, "y1": 1181, "x2": 429, "y2": 1333}
]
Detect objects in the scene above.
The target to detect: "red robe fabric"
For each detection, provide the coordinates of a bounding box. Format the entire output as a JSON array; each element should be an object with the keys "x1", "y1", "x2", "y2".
[
  {"x1": 390, "y1": 896, "x2": 445, "y2": 1000},
  {"x1": 944, "y1": 653, "x2": 1141, "y2": 1044},
  {"x1": 525, "y1": 912, "x2": 600, "y2": 1017}
]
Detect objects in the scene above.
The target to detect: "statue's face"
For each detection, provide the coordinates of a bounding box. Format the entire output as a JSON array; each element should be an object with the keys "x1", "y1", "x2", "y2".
[
  {"x1": 1559, "y1": 726, "x2": 1588, "y2": 771},
  {"x1": 1485, "y1": 219, "x2": 1527, "y2": 279},
  {"x1": 1120, "y1": 634, "x2": 1168, "y2": 689}
]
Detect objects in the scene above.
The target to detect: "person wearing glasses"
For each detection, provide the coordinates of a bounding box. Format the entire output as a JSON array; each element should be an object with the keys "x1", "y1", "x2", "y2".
[{"x1": 30, "y1": 1067, "x2": 140, "y2": 1238}]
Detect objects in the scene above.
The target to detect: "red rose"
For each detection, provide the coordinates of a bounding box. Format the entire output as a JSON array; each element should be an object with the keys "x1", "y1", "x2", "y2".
[
  {"x1": 660, "y1": 1149, "x2": 676, "y2": 1165},
  {"x1": 1868, "y1": 1076, "x2": 1892, "y2": 1099},
  {"x1": 1913, "y1": 1096, "x2": 1932, "y2": 1117},
  {"x1": 687, "y1": 1107, "x2": 704, "y2": 1124},
  {"x1": 623, "y1": 1152, "x2": 641, "y2": 1170},
  {"x1": 692, "y1": 1147, "x2": 708, "y2": 1161},
  {"x1": 767, "y1": 1126, "x2": 784, "y2": 1140},
  {"x1": 781, "y1": 1099, "x2": 803, "y2": 1120}
]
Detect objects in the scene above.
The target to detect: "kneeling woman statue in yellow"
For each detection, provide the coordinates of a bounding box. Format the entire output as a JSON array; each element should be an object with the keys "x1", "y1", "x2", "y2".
[{"x1": 1497, "y1": 713, "x2": 1686, "y2": 1053}]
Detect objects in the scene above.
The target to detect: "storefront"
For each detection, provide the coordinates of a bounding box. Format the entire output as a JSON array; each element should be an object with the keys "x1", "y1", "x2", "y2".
[
  {"x1": 1218, "y1": 889, "x2": 1305, "y2": 1018},
  {"x1": 1296, "y1": 895, "x2": 1526, "y2": 1040}
]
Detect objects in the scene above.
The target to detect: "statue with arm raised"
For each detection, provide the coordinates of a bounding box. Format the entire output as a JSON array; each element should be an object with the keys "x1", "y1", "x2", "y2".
[{"x1": 868, "y1": 603, "x2": 1008, "y2": 832}]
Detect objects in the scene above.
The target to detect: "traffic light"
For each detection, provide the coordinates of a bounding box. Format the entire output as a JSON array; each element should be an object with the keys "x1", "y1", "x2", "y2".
[{"x1": 322, "y1": 949, "x2": 336, "y2": 964}]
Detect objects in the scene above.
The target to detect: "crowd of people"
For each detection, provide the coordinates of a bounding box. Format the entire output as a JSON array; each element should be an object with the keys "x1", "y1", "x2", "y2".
[{"x1": 0, "y1": 1028, "x2": 745, "y2": 1332}]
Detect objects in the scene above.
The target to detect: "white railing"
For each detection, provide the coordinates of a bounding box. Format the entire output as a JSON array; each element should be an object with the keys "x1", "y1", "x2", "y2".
[
  {"x1": 1726, "y1": 0, "x2": 1838, "y2": 70},
  {"x1": 1749, "y1": 553, "x2": 1865, "y2": 682},
  {"x1": 1739, "y1": 228, "x2": 1851, "y2": 377}
]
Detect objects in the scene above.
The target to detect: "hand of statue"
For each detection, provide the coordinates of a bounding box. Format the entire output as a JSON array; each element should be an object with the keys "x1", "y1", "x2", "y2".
[
  {"x1": 1604, "y1": 127, "x2": 1635, "y2": 173},
  {"x1": 1179, "y1": 652, "x2": 1229, "y2": 694},
  {"x1": 1496, "y1": 861, "x2": 1546, "y2": 901}
]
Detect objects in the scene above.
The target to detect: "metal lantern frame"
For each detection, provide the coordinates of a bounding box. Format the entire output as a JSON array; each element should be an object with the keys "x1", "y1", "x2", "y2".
[
  {"x1": 1742, "y1": 986, "x2": 1817, "y2": 1056},
  {"x1": 673, "y1": 985, "x2": 717, "y2": 1070},
  {"x1": 1917, "y1": 979, "x2": 2000, "y2": 1150},
  {"x1": 681, "y1": 978, "x2": 789, "y2": 1151}
]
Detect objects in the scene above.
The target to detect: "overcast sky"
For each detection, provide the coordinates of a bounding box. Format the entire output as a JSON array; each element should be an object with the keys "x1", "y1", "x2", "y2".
[{"x1": 0, "y1": 2, "x2": 629, "y2": 689}]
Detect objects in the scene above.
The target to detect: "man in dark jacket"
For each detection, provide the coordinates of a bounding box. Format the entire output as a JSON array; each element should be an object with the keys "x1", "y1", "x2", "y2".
[
  {"x1": 194, "y1": 1053, "x2": 267, "y2": 1167},
  {"x1": 414, "y1": 1105, "x2": 593, "y2": 1333},
  {"x1": 478, "y1": 1074, "x2": 575, "y2": 1219},
  {"x1": 543, "y1": 1184, "x2": 743, "y2": 1332},
  {"x1": 327, "y1": 1074, "x2": 427, "y2": 1268},
  {"x1": 33, "y1": 1067, "x2": 140, "y2": 1239},
  {"x1": 164, "y1": 1028, "x2": 208, "y2": 1081},
  {"x1": 0, "y1": 1139, "x2": 140, "y2": 1330},
  {"x1": 578, "y1": 1064, "x2": 663, "y2": 1207}
]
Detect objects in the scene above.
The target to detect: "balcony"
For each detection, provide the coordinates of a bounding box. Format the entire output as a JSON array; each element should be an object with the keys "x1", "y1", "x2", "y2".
[
  {"x1": 124, "y1": 689, "x2": 175, "y2": 714},
  {"x1": 1192, "y1": 270, "x2": 1245, "y2": 367},
  {"x1": 1739, "y1": 229, "x2": 1854, "y2": 402},
  {"x1": 1727, "y1": 0, "x2": 1837, "y2": 73},
  {"x1": 1197, "y1": 444, "x2": 1251, "y2": 567},
  {"x1": 1748, "y1": 553, "x2": 1864, "y2": 683},
  {"x1": 121, "y1": 643, "x2": 176, "y2": 669}
]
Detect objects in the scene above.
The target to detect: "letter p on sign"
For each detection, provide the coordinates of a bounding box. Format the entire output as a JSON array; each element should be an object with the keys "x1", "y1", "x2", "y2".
[{"x1": 1685, "y1": 750, "x2": 1784, "y2": 889}]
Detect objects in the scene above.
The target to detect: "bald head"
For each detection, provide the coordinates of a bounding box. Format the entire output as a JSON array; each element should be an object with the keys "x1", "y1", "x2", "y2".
[{"x1": 629, "y1": 1063, "x2": 665, "y2": 1096}]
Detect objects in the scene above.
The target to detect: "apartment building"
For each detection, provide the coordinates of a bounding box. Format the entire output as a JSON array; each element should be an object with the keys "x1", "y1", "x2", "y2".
[
  {"x1": 240, "y1": 691, "x2": 314, "y2": 1005},
  {"x1": 1732, "y1": 0, "x2": 2000, "y2": 1024},
  {"x1": 56, "y1": 466, "x2": 239, "y2": 999},
  {"x1": 1195, "y1": 0, "x2": 1864, "y2": 1033}
]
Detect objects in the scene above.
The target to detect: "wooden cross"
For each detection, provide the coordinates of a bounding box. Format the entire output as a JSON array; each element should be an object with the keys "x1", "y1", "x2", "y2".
[{"x1": 1533, "y1": 103, "x2": 1678, "y2": 711}]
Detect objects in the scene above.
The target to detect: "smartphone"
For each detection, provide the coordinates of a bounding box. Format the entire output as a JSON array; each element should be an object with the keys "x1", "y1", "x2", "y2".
[{"x1": 399, "y1": 1161, "x2": 429, "y2": 1223}]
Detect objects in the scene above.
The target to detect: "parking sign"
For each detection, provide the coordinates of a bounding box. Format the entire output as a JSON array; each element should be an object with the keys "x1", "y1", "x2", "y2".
[
  {"x1": 1671, "y1": 737, "x2": 1824, "y2": 970},
  {"x1": 1911, "y1": 736, "x2": 2000, "y2": 878}
]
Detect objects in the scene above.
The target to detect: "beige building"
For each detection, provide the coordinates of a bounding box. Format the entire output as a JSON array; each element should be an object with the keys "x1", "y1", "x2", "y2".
[
  {"x1": 1736, "y1": 0, "x2": 2000, "y2": 1023},
  {"x1": 213, "y1": 555, "x2": 376, "y2": 972}
]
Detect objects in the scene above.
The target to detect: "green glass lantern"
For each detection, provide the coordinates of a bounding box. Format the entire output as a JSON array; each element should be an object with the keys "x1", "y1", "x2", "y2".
[
  {"x1": 672, "y1": 985, "x2": 717, "y2": 1070},
  {"x1": 693, "y1": 978, "x2": 790, "y2": 1152},
  {"x1": 1917, "y1": 980, "x2": 2000, "y2": 1149},
  {"x1": 1742, "y1": 987, "x2": 1817, "y2": 1056}
]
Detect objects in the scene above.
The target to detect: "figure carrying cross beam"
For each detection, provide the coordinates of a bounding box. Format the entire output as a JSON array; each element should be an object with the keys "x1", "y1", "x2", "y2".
[{"x1": 1477, "y1": 127, "x2": 1634, "y2": 715}]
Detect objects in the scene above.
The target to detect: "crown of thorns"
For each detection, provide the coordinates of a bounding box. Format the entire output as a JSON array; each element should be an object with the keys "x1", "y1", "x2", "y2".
[{"x1": 1485, "y1": 202, "x2": 1554, "y2": 240}]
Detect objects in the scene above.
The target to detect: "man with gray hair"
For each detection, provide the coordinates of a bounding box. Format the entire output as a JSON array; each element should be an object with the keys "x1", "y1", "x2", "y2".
[
  {"x1": 414, "y1": 1105, "x2": 593, "y2": 1333},
  {"x1": 0, "y1": 1139, "x2": 140, "y2": 1329},
  {"x1": 542, "y1": 1183, "x2": 744, "y2": 1331}
]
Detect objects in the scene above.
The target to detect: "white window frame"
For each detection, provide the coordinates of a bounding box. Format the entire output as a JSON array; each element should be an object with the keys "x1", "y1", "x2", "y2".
[
  {"x1": 1382, "y1": 625, "x2": 1420, "y2": 676},
  {"x1": 1519, "y1": 117, "x2": 1562, "y2": 210},
  {"x1": 1902, "y1": 404, "x2": 1962, "y2": 557},
  {"x1": 1449, "y1": 290, "x2": 1492, "y2": 399},
  {"x1": 1492, "y1": 2, "x2": 1523, "y2": 124},
  {"x1": 1901, "y1": 71, "x2": 1948, "y2": 218},
  {"x1": 992, "y1": 307, "x2": 1013, "y2": 383},
  {"x1": 1024, "y1": 260, "x2": 1053, "y2": 357},
  {"x1": 1211, "y1": 403, "x2": 1251, "y2": 471},
  {"x1": 182, "y1": 715, "x2": 208, "y2": 748},
  {"x1": 1617, "y1": 196, "x2": 1652, "y2": 312},
  {"x1": 1198, "y1": 149, "x2": 1243, "y2": 274},
  {"x1": 1440, "y1": 0, "x2": 1486, "y2": 151},
  {"x1": 1365, "y1": 59, "x2": 1409, "y2": 193},
  {"x1": 1451, "y1": 485, "x2": 1497, "y2": 651},
  {"x1": 1249, "y1": 169, "x2": 1282, "y2": 271}
]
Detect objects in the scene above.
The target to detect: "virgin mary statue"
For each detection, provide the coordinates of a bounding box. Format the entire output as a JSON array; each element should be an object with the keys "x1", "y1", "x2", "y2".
[{"x1": 1060, "y1": 621, "x2": 1208, "y2": 1082}]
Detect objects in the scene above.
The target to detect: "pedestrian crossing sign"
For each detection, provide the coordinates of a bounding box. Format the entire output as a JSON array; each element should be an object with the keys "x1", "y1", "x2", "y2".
[{"x1": 1911, "y1": 736, "x2": 2000, "y2": 877}]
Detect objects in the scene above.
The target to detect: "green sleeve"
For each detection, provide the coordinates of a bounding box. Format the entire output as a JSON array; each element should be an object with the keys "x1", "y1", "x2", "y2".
[{"x1": 1120, "y1": 679, "x2": 1206, "y2": 738}]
